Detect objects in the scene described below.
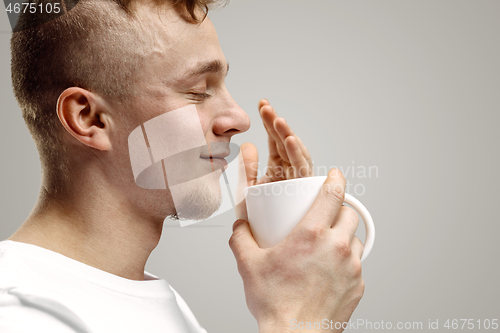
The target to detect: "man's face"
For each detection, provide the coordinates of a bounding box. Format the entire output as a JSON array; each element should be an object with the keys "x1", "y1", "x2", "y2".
[{"x1": 110, "y1": 4, "x2": 250, "y2": 221}]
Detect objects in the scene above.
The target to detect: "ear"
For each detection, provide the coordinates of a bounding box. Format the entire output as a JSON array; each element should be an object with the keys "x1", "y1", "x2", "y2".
[{"x1": 56, "y1": 87, "x2": 112, "y2": 151}]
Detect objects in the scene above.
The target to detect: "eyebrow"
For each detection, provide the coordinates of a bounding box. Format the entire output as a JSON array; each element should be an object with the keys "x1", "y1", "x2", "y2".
[{"x1": 182, "y1": 60, "x2": 230, "y2": 80}]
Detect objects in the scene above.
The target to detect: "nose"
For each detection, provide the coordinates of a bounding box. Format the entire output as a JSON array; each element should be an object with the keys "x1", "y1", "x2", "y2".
[{"x1": 211, "y1": 88, "x2": 251, "y2": 137}]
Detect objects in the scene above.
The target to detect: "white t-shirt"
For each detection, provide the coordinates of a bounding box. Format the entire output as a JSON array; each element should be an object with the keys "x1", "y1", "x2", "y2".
[{"x1": 0, "y1": 240, "x2": 207, "y2": 333}]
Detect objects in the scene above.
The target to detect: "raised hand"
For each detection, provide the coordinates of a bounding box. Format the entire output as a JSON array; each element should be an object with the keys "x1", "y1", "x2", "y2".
[{"x1": 241, "y1": 98, "x2": 314, "y2": 187}]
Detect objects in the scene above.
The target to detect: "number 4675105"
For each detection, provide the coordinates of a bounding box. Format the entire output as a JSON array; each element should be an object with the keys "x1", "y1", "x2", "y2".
[
  {"x1": 6, "y1": 2, "x2": 61, "y2": 14},
  {"x1": 444, "y1": 319, "x2": 499, "y2": 330}
]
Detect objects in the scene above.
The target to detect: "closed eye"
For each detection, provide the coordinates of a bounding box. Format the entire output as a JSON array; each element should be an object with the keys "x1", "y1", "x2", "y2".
[{"x1": 188, "y1": 92, "x2": 212, "y2": 101}]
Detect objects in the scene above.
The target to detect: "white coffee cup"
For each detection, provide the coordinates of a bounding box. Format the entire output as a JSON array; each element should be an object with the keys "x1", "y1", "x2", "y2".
[{"x1": 244, "y1": 176, "x2": 375, "y2": 261}]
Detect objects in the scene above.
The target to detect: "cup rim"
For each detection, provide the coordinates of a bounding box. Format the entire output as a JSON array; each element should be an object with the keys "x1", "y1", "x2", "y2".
[{"x1": 246, "y1": 175, "x2": 328, "y2": 189}]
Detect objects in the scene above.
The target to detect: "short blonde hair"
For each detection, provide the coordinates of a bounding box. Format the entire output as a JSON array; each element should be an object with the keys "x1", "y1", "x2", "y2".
[{"x1": 10, "y1": 0, "x2": 224, "y2": 190}]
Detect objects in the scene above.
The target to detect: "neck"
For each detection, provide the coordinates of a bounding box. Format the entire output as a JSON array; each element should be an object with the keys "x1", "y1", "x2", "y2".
[{"x1": 9, "y1": 174, "x2": 166, "y2": 281}]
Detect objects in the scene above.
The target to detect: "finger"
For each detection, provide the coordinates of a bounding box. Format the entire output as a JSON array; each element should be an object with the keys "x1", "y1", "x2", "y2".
[
  {"x1": 229, "y1": 219, "x2": 260, "y2": 257},
  {"x1": 259, "y1": 104, "x2": 279, "y2": 158},
  {"x1": 235, "y1": 199, "x2": 248, "y2": 220},
  {"x1": 299, "y1": 168, "x2": 347, "y2": 229},
  {"x1": 260, "y1": 105, "x2": 288, "y2": 161},
  {"x1": 274, "y1": 117, "x2": 295, "y2": 141},
  {"x1": 351, "y1": 235, "x2": 364, "y2": 260},
  {"x1": 267, "y1": 130, "x2": 280, "y2": 158},
  {"x1": 258, "y1": 98, "x2": 269, "y2": 110},
  {"x1": 244, "y1": 138, "x2": 281, "y2": 185},
  {"x1": 274, "y1": 118, "x2": 313, "y2": 174},
  {"x1": 236, "y1": 151, "x2": 249, "y2": 220},
  {"x1": 331, "y1": 205, "x2": 360, "y2": 242},
  {"x1": 273, "y1": 117, "x2": 311, "y2": 164},
  {"x1": 295, "y1": 136, "x2": 313, "y2": 171},
  {"x1": 240, "y1": 143, "x2": 259, "y2": 186},
  {"x1": 255, "y1": 174, "x2": 274, "y2": 185},
  {"x1": 284, "y1": 136, "x2": 310, "y2": 178}
]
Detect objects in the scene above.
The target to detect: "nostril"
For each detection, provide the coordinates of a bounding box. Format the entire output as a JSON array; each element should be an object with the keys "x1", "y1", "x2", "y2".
[{"x1": 224, "y1": 128, "x2": 240, "y2": 135}]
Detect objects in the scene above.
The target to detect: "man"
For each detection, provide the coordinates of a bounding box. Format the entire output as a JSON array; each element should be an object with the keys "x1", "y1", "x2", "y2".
[{"x1": 1, "y1": 0, "x2": 365, "y2": 332}]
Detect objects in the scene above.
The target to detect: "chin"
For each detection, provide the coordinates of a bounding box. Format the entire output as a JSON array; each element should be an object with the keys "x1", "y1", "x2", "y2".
[{"x1": 169, "y1": 169, "x2": 223, "y2": 221}]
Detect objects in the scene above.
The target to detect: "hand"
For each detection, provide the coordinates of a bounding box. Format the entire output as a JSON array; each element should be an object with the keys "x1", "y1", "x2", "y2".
[
  {"x1": 230, "y1": 169, "x2": 365, "y2": 332},
  {"x1": 236, "y1": 99, "x2": 314, "y2": 219},
  {"x1": 244, "y1": 98, "x2": 314, "y2": 181}
]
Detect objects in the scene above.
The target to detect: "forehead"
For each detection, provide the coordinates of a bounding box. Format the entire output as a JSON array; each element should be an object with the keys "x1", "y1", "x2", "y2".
[{"x1": 132, "y1": 3, "x2": 225, "y2": 82}]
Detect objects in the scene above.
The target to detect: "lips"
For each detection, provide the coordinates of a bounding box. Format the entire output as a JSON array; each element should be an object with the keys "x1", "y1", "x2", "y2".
[
  {"x1": 200, "y1": 156, "x2": 228, "y2": 170},
  {"x1": 199, "y1": 153, "x2": 230, "y2": 159},
  {"x1": 199, "y1": 149, "x2": 231, "y2": 160},
  {"x1": 199, "y1": 142, "x2": 231, "y2": 171}
]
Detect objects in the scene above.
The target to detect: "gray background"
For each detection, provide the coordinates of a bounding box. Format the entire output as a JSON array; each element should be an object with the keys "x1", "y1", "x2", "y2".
[{"x1": 1, "y1": 0, "x2": 499, "y2": 332}]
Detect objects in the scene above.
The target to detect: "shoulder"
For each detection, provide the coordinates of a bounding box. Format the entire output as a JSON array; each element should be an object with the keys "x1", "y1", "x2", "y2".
[
  {"x1": 168, "y1": 285, "x2": 208, "y2": 333},
  {"x1": 0, "y1": 285, "x2": 93, "y2": 333},
  {"x1": 0, "y1": 300, "x2": 80, "y2": 333},
  {"x1": 0, "y1": 241, "x2": 91, "y2": 332},
  {"x1": 0, "y1": 241, "x2": 21, "y2": 285}
]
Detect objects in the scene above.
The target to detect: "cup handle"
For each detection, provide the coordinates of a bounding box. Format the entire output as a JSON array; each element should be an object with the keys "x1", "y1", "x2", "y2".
[{"x1": 343, "y1": 194, "x2": 375, "y2": 262}]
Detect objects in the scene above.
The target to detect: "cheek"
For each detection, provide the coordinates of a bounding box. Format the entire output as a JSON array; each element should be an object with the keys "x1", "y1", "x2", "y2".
[
  {"x1": 125, "y1": 104, "x2": 215, "y2": 190},
  {"x1": 126, "y1": 87, "x2": 179, "y2": 123},
  {"x1": 195, "y1": 106, "x2": 213, "y2": 137}
]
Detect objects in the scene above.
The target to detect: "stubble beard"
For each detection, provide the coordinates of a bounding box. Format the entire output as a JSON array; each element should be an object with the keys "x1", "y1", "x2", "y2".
[{"x1": 169, "y1": 178, "x2": 222, "y2": 221}]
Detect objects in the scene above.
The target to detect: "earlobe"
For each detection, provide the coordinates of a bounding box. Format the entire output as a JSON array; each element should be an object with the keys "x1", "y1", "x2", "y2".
[{"x1": 57, "y1": 88, "x2": 112, "y2": 151}]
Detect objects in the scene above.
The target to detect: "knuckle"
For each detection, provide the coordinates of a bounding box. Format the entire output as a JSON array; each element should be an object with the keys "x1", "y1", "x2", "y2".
[
  {"x1": 301, "y1": 225, "x2": 327, "y2": 243},
  {"x1": 228, "y1": 231, "x2": 243, "y2": 251},
  {"x1": 321, "y1": 183, "x2": 345, "y2": 204},
  {"x1": 343, "y1": 206, "x2": 358, "y2": 219},
  {"x1": 228, "y1": 220, "x2": 247, "y2": 249},
  {"x1": 357, "y1": 278, "x2": 366, "y2": 298},
  {"x1": 342, "y1": 206, "x2": 360, "y2": 224},
  {"x1": 334, "y1": 238, "x2": 352, "y2": 257},
  {"x1": 350, "y1": 279, "x2": 365, "y2": 304},
  {"x1": 228, "y1": 233, "x2": 237, "y2": 250},
  {"x1": 354, "y1": 236, "x2": 364, "y2": 253},
  {"x1": 352, "y1": 259, "x2": 363, "y2": 278},
  {"x1": 298, "y1": 165, "x2": 310, "y2": 178}
]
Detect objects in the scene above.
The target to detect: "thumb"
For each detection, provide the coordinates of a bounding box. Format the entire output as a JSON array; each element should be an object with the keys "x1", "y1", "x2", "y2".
[
  {"x1": 240, "y1": 142, "x2": 259, "y2": 186},
  {"x1": 235, "y1": 143, "x2": 259, "y2": 220},
  {"x1": 229, "y1": 219, "x2": 260, "y2": 259},
  {"x1": 235, "y1": 151, "x2": 248, "y2": 220}
]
